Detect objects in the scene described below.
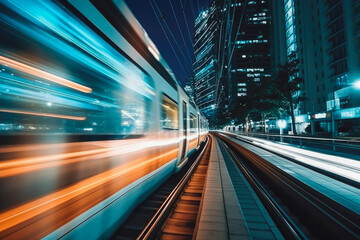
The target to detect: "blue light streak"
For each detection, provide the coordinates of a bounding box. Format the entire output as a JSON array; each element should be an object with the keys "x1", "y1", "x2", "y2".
[{"x1": 0, "y1": 0, "x2": 154, "y2": 134}]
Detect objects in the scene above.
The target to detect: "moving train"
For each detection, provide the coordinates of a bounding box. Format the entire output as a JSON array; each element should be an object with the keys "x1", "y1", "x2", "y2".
[{"x1": 0, "y1": 0, "x2": 208, "y2": 239}]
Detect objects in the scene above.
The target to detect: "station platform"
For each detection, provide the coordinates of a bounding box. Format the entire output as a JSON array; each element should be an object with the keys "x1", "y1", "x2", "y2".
[
  {"x1": 220, "y1": 134, "x2": 360, "y2": 216},
  {"x1": 195, "y1": 137, "x2": 283, "y2": 240}
]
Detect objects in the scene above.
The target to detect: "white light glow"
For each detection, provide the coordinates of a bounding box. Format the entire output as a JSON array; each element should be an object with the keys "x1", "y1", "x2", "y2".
[
  {"x1": 354, "y1": 80, "x2": 360, "y2": 89},
  {"x1": 277, "y1": 120, "x2": 287, "y2": 128},
  {"x1": 236, "y1": 135, "x2": 360, "y2": 183}
]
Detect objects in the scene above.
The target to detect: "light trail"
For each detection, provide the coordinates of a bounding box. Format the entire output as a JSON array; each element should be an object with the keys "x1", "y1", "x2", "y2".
[
  {"x1": 0, "y1": 109, "x2": 86, "y2": 121},
  {"x1": 235, "y1": 135, "x2": 360, "y2": 183},
  {"x1": 0, "y1": 55, "x2": 92, "y2": 93},
  {"x1": 0, "y1": 148, "x2": 178, "y2": 233},
  {"x1": 0, "y1": 138, "x2": 180, "y2": 177}
]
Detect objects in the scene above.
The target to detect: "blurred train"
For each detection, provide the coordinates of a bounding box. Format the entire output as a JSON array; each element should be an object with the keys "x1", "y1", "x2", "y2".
[{"x1": 0, "y1": 0, "x2": 208, "y2": 239}]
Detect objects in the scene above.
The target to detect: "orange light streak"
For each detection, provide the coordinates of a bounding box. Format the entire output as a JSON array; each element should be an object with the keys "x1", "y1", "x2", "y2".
[
  {"x1": 0, "y1": 148, "x2": 109, "y2": 178},
  {"x1": 0, "y1": 55, "x2": 92, "y2": 93},
  {"x1": 0, "y1": 139, "x2": 140, "y2": 154},
  {"x1": 0, "y1": 139, "x2": 179, "y2": 177},
  {"x1": 0, "y1": 148, "x2": 178, "y2": 232},
  {"x1": 0, "y1": 109, "x2": 86, "y2": 121}
]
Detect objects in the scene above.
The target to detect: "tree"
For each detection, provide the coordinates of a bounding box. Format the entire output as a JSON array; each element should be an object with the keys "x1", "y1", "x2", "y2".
[
  {"x1": 274, "y1": 52, "x2": 304, "y2": 135},
  {"x1": 231, "y1": 77, "x2": 281, "y2": 133},
  {"x1": 246, "y1": 76, "x2": 289, "y2": 133}
]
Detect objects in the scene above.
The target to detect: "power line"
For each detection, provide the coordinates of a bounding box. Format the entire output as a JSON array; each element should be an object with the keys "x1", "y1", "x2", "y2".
[
  {"x1": 149, "y1": 0, "x2": 188, "y2": 78},
  {"x1": 229, "y1": 0, "x2": 248, "y2": 64},
  {"x1": 152, "y1": 0, "x2": 193, "y2": 74},
  {"x1": 215, "y1": 0, "x2": 230, "y2": 103},
  {"x1": 180, "y1": 0, "x2": 194, "y2": 54},
  {"x1": 228, "y1": 0, "x2": 238, "y2": 59},
  {"x1": 219, "y1": 0, "x2": 232, "y2": 79},
  {"x1": 168, "y1": 0, "x2": 193, "y2": 68}
]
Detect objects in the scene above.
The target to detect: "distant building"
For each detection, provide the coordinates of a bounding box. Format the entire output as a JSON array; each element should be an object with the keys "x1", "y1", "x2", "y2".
[
  {"x1": 194, "y1": 0, "x2": 272, "y2": 127},
  {"x1": 193, "y1": 2, "x2": 219, "y2": 127},
  {"x1": 224, "y1": 0, "x2": 272, "y2": 119},
  {"x1": 272, "y1": 0, "x2": 360, "y2": 135}
]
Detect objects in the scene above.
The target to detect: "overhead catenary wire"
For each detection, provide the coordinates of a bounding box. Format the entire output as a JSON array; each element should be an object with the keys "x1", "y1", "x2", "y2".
[
  {"x1": 180, "y1": 0, "x2": 195, "y2": 53},
  {"x1": 168, "y1": 0, "x2": 194, "y2": 68},
  {"x1": 216, "y1": 0, "x2": 242, "y2": 104},
  {"x1": 229, "y1": 0, "x2": 248, "y2": 65},
  {"x1": 216, "y1": 0, "x2": 226, "y2": 79},
  {"x1": 228, "y1": 0, "x2": 238, "y2": 58},
  {"x1": 149, "y1": 0, "x2": 188, "y2": 79},
  {"x1": 215, "y1": 0, "x2": 228, "y2": 103},
  {"x1": 219, "y1": 0, "x2": 232, "y2": 80},
  {"x1": 151, "y1": 0, "x2": 193, "y2": 76}
]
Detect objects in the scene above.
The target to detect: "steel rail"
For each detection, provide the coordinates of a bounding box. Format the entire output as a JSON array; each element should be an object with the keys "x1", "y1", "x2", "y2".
[
  {"x1": 225, "y1": 132, "x2": 360, "y2": 189},
  {"x1": 216, "y1": 133, "x2": 360, "y2": 239},
  {"x1": 218, "y1": 138, "x2": 304, "y2": 240},
  {"x1": 136, "y1": 136, "x2": 211, "y2": 240}
]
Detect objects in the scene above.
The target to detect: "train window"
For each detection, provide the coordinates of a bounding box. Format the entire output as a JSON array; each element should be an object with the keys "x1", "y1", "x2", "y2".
[
  {"x1": 161, "y1": 95, "x2": 178, "y2": 130},
  {"x1": 190, "y1": 114, "x2": 197, "y2": 133}
]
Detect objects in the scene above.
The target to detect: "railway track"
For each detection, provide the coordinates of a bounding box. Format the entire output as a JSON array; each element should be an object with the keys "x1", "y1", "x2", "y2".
[
  {"x1": 223, "y1": 132, "x2": 360, "y2": 189},
  {"x1": 160, "y1": 140, "x2": 209, "y2": 239},
  {"x1": 111, "y1": 136, "x2": 211, "y2": 240},
  {"x1": 214, "y1": 132, "x2": 360, "y2": 240}
]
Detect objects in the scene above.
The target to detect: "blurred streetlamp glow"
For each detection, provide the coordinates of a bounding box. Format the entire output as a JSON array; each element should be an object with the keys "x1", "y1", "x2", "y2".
[
  {"x1": 277, "y1": 120, "x2": 287, "y2": 129},
  {"x1": 277, "y1": 120, "x2": 287, "y2": 142}
]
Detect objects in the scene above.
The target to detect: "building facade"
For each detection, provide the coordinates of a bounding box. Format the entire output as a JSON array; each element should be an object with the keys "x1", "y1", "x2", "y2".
[
  {"x1": 193, "y1": 2, "x2": 218, "y2": 126},
  {"x1": 273, "y1": 0, "x2": 360, "y2": 135},
  {"x1": 227, "y1": 0, "x2": 272, "y2": 119},
  {"x1": 194, "y1": 0, "x2": 272, "y2": 128}
]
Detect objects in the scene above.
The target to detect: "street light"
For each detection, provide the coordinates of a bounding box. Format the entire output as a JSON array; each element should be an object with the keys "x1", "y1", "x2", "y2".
[{"x1": 277, "y1": 120, "x2": 287, "y2": 142}]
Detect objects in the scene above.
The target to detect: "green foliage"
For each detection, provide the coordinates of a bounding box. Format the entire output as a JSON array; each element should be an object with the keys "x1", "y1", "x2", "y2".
[
  {"x1": 273, "y1": 51, "x2": 304, "y2": 134},
  {"x1": 215, "y1": 52, "x2": 304, "y2": 131},
  {"x1": 275, "y1": 52, "x2": 303, "y2": 99}
]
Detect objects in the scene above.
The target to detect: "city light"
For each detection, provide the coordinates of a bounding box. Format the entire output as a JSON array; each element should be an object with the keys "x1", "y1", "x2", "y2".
[
  {"x1": 0, "y1": 0, "x2": 359, "y2": 239},
  {"x1": 277, "y1": 120, "x2": 286, "y2": 142},
  {"x1": 277, "y1": 119, "x2": 287, "y2": 129}
]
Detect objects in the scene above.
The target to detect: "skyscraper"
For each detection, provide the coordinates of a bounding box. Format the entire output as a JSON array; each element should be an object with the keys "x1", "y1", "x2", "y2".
[
  {"x1": 194, "y1": 0, "x2": 272, "y2": 128},
  {"x1": 226, "y1": 0, "x2": 272, "y2": 119},
  {"x1": 193, "y1": 1, "x2": 219, "y2": 127},
  {"x1": 213, "y1": 0, "x2": 272, "y2": 127},
  {"x1": 272, "y1": 0, "x2": 360, "y2": 135}
]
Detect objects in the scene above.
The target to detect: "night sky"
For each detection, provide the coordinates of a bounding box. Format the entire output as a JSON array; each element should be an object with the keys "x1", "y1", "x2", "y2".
[{"x1": 125, "y1": 0, "x2": 212, "y2": 86}]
